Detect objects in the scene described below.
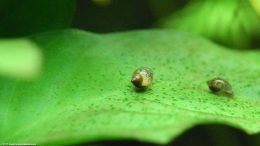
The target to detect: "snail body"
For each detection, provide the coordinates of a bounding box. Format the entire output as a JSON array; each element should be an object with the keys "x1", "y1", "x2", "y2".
[
  {"x1": 207, "y1": 77, "x2": 233, "y2": 97},
  {"x1": 131, "y1": 67, "x2": 153, "y2": 89}
]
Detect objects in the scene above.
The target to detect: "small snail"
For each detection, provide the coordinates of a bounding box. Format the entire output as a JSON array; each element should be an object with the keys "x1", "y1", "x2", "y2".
[
  {"x1": 207, "y1": 77, "x2": 233, "y2": 97},
  {"x1": 131, "y1": 67, "x2": 153, "y2": 90}
]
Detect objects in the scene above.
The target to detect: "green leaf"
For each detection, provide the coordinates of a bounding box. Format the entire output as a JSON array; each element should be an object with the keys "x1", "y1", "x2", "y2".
[
  {"x1": 0, "y1": 39, "x2": 42, "y2": 80},
  {"x1": 159, "y1": 0, "x2": 260, "y2": 49},
  {"x1": 0, "y1": 0, "x2": 75, "y2": 37},
  {"x1": 0, "y1": 29, "x2": 259, "y2": 145}
]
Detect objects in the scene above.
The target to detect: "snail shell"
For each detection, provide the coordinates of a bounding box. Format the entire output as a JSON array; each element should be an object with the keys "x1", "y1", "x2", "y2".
[
  {"x1": 131, "y1": 67, "x2": 153, "y2": 89},
  {"x1": 207, "y1": 77, "x2": 233, "y2": 97}
]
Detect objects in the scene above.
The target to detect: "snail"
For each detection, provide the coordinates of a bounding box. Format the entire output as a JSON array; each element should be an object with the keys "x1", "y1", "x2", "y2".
[
  {"x1": 207, "y1": 77, "x2": 233, "y2": 97},
  {"x1": 131, "y1": 67, "x2": 153, "y2": 90}
]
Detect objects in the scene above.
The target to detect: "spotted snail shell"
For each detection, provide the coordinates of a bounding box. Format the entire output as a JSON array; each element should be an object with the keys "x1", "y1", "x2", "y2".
[
  {"x1": 207, "y1": 77, "x2": 233, "y2": 97},
  {"x1": 131, "y1": 67, "x2": 153, "y2": 89}
]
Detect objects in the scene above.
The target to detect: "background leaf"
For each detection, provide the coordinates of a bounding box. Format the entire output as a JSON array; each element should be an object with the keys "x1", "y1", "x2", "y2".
[
  {"x1": 0, "y1": 38, "x2": 42, "y2": 80},
  {"x1": 0, "y1": 29, "x2": 259, "y2": 145},
  {"x1": 250, "y1": 0, "x2": 260, "y2": 16},
  {"x1": 159, "y1": 0, "x2": 260, "y2": 49}
]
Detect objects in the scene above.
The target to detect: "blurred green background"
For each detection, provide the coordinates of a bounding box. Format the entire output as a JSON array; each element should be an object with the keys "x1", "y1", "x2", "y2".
[
  {"x1": 1, "y1": 0, "x2": 260, "y2": 49},
  {"x1": 72, "y1": 0, "x2": 260, "y2": 49}
]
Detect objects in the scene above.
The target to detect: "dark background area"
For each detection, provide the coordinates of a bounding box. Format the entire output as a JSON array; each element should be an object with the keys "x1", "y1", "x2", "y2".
[
  {"x1": 72, "y1": 0, "x2": 187, "y2": 33},
  {"x1": 78, "y1": 124, "x2": 260, "y2": 146},
  {"x1": 72, "y1": 0, "x2": 155, "y2": 32}
]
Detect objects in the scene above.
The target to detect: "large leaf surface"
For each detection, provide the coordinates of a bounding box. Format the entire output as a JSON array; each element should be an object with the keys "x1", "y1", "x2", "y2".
[{"x1": 0, "y1": 29, "x2": 259, "y2": 145}]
